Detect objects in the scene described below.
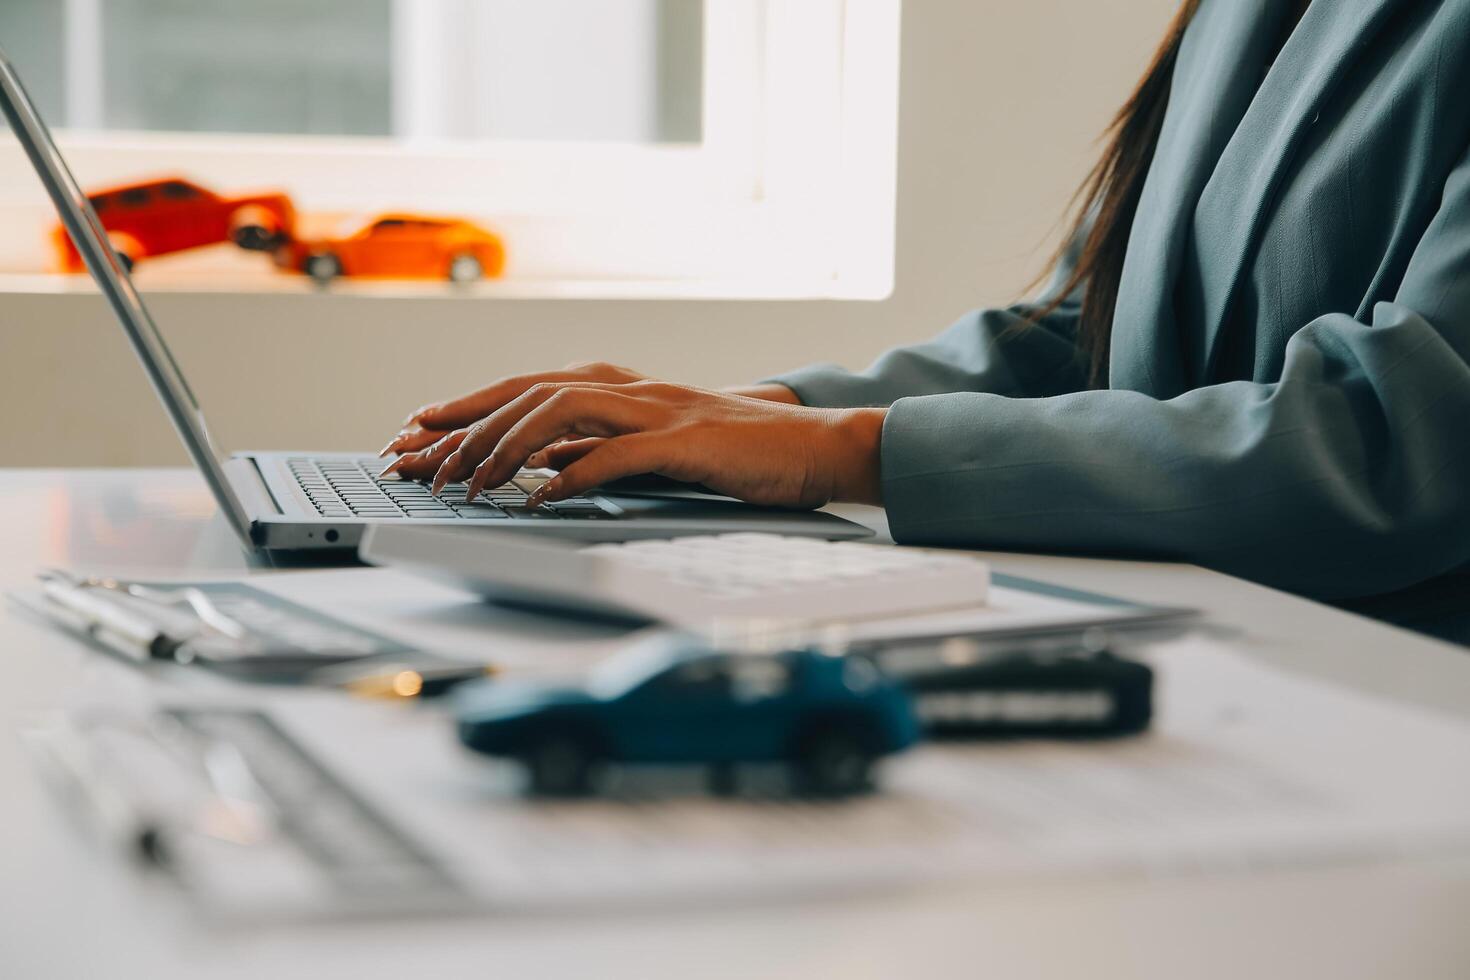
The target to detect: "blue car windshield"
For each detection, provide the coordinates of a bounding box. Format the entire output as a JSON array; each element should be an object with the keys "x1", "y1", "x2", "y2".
[
  {"x1": 588, "y1": 641, "x2": 693, "y2": 699},
  {"x1": 591, "y1": 644, "x2": 803, "y2": 703}
]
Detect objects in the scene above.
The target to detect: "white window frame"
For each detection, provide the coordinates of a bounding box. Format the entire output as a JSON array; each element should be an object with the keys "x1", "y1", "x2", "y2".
[{"x1": 0, "y1": 0, "x2": 900, "y2": 300}]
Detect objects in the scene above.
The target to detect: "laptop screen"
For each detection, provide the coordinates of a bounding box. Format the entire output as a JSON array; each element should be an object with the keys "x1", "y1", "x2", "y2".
[{"x1": 0, "y1": 47, "x2": 253, "y2": 545}]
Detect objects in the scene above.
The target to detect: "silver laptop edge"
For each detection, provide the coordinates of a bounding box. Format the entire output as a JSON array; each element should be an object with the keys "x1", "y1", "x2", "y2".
[{"x1": 0, "y1": 46, "x2": 255, "y2": 547}]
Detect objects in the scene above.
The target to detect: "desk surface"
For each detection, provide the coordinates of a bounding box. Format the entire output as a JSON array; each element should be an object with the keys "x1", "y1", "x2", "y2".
[{"x1": 3, "y1": 468, "x2": 1468, "y2": 980}]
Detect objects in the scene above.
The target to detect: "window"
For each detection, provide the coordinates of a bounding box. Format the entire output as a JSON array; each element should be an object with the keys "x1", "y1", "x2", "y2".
[
  {"x1": 0, "y1": 0, "x2": 900, "y2": 297},
  {"x1": 655, "y1": 659, "x2": 732, "y2": 699},
  {"x1": 730, "y1": 658, "x2": 790, "y2": 701},
  {"x1": 4, "y1": 0, "x2": 701, "y2": 144},
  {"x1": 159, "y1": 181, "x2": 201, "y2": 201}
]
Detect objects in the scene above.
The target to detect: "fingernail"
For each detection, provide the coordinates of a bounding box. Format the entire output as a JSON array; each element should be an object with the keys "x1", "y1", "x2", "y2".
[
  {"x1": 377, "y1": 457, "x2": 405, "y2": 479},
  {"x1": 467, "y1": 453, "x2": 500, "y2": 500},
  {"x1": 527, "y1": 479, "x2": 558, "y2": 508},
  {"x1": 430, "y1": 460, "x2": 455, "y2": 495},
  {"x1": 377, "y1": 439, "x2": 399, "y2": 458}
]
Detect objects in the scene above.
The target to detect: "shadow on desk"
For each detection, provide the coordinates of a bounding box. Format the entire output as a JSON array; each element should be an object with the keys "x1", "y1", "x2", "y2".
[{"x1": 1334, "y1": 570, "x2": 1470, "y2": 648}]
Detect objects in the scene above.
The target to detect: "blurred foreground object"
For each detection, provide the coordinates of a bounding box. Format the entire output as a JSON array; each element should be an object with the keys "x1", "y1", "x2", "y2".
[
  {"x1": 880, "y1": 639, "x2": 1154, "y2": 739},
  {"x1": 52, "y1": 175, "x2": 296, "y2": 272},
  {"x1": 273, "y1": 213, "x2": 506, "y2": 285},
  {"x1": 456, "y1": 634, "x2": 920, "y2": 797}
]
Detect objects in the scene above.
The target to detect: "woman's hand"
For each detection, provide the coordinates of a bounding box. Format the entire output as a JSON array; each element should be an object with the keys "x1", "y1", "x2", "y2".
[
  {"x1": 379, "y1": 362, "x2": 652, "y2": 458},
  {"x1": 378, "y1": 362, "x2": 803, "y2": 461},
  {"x1": 382, "y1": 380, "x2": 884, "y2": 509}
]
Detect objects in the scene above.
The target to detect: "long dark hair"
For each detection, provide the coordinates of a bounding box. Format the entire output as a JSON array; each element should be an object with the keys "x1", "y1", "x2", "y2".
[{"x1": 1036, "y1": 0, "x2": 1201, "y2": 386}]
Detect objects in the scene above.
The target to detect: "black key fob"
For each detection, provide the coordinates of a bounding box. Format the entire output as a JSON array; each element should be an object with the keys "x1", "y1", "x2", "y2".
[{"x1": 885, "y1": 646, "x2": 1154, "y2": 739}]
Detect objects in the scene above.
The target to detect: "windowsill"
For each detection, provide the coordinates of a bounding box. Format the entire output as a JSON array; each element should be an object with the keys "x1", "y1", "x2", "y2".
[
  {"x1": 0, "y1": 270, "x2": 891, "y2": 302},
  {"x1": 0, "y1": 1, "x2": 901, "y2": 307}
]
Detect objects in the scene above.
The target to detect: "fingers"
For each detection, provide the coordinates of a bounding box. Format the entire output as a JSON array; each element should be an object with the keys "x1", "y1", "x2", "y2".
[
  {"x1": 453, "y1": 388, "x2": 653, "y2": 498},
  {"x1": 426, "y1": 383, "x2": 598, "y2": 493},
  {"x1": 378, "y1": 428, "x2": 469, "y2": 481},
  {"x1": 402, "y1": 380, "x2": 521, "y2": 432},
  {"x1": 404, "y1": 375, "x2": 564, "y2": 431},
  {"x1": 428, "y1": 382, "x2": 573, "y2": 494},
  {"x1": 404, "y1": 363, "x2": 642, "y2": 431},
  {"x1": 526, "y1": 436, "x2": 665, "y2": 507},
  {"x1": 526, "y1": 438, "x2": 605, "y2": 470},
  {"x1": 379, "y1": 426, "x2": 449, "y2": 457}
]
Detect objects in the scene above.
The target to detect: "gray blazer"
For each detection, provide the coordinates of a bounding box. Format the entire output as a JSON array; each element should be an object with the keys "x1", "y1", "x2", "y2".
[{"x1": 770, "y1": 0, "x2": 1470, "y2": 600}]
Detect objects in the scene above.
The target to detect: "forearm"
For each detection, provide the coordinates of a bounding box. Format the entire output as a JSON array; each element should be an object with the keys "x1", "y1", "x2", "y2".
[
  {"x1": 713, "y1": 386, "x2": 885, "y2": 504},
  {"x1": 731, "y1": 387, "x2": 884, "y2": 503},
  {"x1": 727, "y1": 382, "x2": 804, "y2": 405},
  {"x1": 827, "y1": 408, "x2": 886, "y2": 505},
  {"x1": 761, "y1": 303, "x2": 1087, "y2": 409},
  {"x1": 880, "y1": 306, "x2": 1470, "y2": 599}
]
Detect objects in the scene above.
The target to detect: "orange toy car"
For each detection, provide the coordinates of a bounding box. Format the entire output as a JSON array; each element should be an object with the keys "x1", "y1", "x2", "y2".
[
  {"x1": 53, "y1": 176, "x2": 296, "y2": 272},
  {"x1": 273, "y1": 214, "x2": 506, "y2": 284}
]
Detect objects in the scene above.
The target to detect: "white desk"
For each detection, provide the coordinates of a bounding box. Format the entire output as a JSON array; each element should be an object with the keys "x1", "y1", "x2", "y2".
[{"x1": 3, "y1": 468, "x2": 1469, "y2": 980}]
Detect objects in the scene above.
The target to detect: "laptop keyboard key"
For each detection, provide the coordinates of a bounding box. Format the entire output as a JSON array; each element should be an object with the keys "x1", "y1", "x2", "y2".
[{"x1": 292, "y1": 459, "x2": 614, "y2": 523}]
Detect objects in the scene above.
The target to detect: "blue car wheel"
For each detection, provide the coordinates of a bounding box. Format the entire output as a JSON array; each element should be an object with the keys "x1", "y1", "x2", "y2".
[
  {"x1": 792, "y1": 725, "x2": 875, "y2": 796},
  {"x1": 707, "y1": 763, "x2": 739, "y2": 796},
  {"x1": 524, "y1": 732, "x2": 600, "y2": 796}
]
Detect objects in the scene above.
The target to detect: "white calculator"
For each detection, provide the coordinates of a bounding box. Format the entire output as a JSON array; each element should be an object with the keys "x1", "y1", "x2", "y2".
[{"x1": 360, "y1": 527, "x2": 991, "y2": 627}]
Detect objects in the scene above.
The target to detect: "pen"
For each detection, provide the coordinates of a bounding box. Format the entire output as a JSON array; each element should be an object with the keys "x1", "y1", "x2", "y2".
[
  {"x1": 24, "y1": 725, "x2": 175, "y2": 868},
  {"x1": 39, "y1": 578, "x2": 179, "y2": 662}
]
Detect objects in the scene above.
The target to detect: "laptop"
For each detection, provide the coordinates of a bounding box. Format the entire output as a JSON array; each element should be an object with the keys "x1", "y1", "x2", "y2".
[{"x1": 0, "y1": 49, "x2": 871, "y2": 553}]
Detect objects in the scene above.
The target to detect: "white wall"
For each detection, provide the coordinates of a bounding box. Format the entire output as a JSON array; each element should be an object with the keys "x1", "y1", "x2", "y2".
[{"x1": 0, "y1": 0, "x2": 1178, "y2": 466}]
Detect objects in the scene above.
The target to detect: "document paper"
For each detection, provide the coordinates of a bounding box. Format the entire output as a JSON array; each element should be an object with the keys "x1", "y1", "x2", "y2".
[{"x1": 276, "y1": 633, "x2": 1470, "y2": 911}]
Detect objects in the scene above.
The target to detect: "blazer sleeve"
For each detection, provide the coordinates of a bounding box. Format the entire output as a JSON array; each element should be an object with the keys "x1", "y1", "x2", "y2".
[
  {"x1": 762, "y1": 237, "x2": 1090, "y2": 407},
  {"x1": 881, "y1": 144, "x2": 1470, "y2": 600}
]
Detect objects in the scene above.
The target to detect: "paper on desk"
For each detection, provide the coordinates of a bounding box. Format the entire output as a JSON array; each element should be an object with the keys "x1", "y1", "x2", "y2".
[
  {"x1": 246, "y1": 568, "x2": 640, "y2": 676},
  {"x1": 269, "y1": 634, "x2": 1470, "y2": 911},
  {"x1": 246, "y1": 566, "x2": 1185, "y2": 670}
]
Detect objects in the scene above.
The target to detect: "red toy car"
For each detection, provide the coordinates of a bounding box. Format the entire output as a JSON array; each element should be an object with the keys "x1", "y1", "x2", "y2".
[
  {"x1": 53, "y1": 176, "x2": 296, "y2": 272},
  {"x1": 273, "y1": 213, "x2": 507, "y2": 284}
]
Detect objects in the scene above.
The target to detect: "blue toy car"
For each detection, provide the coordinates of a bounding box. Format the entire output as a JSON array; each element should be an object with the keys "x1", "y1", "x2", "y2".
[{"x1": 455, "y1": 636, "x2": 921, "y2": 796}]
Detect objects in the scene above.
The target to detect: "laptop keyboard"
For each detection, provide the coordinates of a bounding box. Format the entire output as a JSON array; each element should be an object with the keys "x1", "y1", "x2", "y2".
[{"x1": 287, "y1": 458, "x2": 615, "y2": 521}]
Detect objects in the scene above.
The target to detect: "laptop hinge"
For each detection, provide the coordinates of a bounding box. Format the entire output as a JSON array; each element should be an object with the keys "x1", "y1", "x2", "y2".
[{"x1": 223, "y1": 455, "x2": 283, "y2": 522}]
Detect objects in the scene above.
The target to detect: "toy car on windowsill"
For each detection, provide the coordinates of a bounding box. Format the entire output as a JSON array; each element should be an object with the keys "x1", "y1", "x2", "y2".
[
  {"x1": 53, "y1": 176, "x2": 296, "y2": 272},
  {"x1": 272, "y1": 213, "x2": 506, "y2": 284},
  {"x1": 454, "y1": 636, "x2": 920, "y2": 797}
]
